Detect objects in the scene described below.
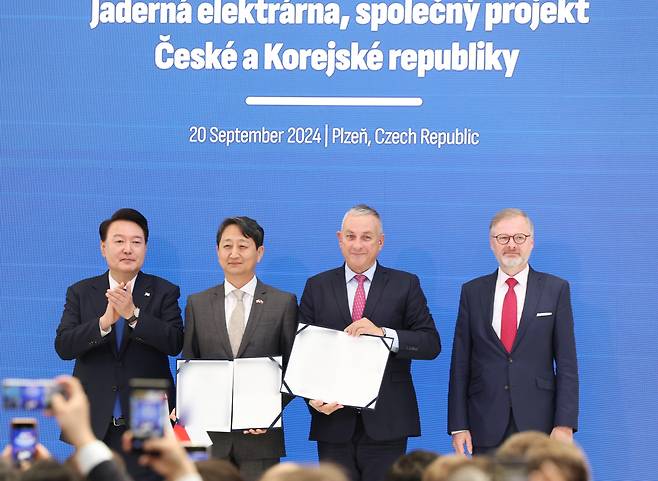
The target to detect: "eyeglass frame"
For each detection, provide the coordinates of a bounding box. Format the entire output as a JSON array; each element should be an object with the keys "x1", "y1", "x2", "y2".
[{"x1": 491, "y1": 233, "x2": 532, "y2": 245}]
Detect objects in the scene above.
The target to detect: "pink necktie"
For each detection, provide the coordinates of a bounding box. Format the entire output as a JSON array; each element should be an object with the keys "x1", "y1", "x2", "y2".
[
  {"x1": 352, "y1": 274, "x2": 367, "y2": 321},
  {"x1": 501, "y1": 277, "x2": 519, "y2": 352}
]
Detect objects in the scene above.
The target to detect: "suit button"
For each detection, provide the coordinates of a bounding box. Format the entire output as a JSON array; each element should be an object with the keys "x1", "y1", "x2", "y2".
[
  {"x1": 508, "y1": 358, "x2": 513, "y2": 363},
  {"x1": 504, "y1": 385, "x2": 509, "y2": 390},
  {"x1": 112, "y1": 386, "x2": 118, "y2": 392}
]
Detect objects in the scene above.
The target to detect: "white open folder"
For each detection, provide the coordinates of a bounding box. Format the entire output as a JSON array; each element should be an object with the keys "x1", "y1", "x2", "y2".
[
  {"x1": 176, "y1": 357, "x2": 283, "y2": 443},
  {"x1": 282, "y1": 324, "x2": 392, "y2": 409}
]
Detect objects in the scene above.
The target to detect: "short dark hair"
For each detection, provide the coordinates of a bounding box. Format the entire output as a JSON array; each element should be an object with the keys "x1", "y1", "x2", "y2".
[
  {"x1": 386, "y1": 450, "x2": 439, "y2": 481},
  {"x1": 216, "y1": 216, "x2": 264, "y2": 248},
  {"x1": 196, "y1": 460, "x2": 244, "y2": 481},
  {"x1": 99, "y1": 208, "x2": 149, "y2": 243}
]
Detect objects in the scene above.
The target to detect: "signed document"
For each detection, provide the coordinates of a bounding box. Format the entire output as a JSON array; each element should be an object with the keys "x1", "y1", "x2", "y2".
[
  {"x1": 282, "y1": 324, "x2": 392, "y2": 409},
  {"x1": 177, "y1": 357, "x2": 282, "y2": 434}
]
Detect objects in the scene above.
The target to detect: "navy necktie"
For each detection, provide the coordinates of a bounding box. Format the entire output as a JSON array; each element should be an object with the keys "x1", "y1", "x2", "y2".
[
  {"x1": 115, "y1": 316, "x2": 125, "y2": 348},
  {"x1": 113, "y1": 317, "x2": 125, "y2": 419}
]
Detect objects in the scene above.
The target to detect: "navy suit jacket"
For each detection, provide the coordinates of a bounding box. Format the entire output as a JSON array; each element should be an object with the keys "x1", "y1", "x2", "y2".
[
  {"x1": 55, "y1": 271, "x2": 184, "y2": 441},
  {"x1": 448, "y1": 267, "x2": 579, "y2": 447},
  {"x1": 299, "y1": 263, "x2": 441, "y2": 443}
]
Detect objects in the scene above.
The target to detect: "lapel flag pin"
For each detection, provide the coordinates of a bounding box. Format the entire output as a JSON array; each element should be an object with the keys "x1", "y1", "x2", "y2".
[
  {"x1": 255, "y1": 299, "x2": 264, "y2": 304},
  {"x1": 144, "y1": 292, "x2": 151, "y2": 297}
]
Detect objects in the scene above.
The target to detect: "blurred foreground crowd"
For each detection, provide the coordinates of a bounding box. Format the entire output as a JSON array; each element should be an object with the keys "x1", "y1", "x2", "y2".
[{"x1": 1, "y1": 376, "x2": 588, "y2": 481}]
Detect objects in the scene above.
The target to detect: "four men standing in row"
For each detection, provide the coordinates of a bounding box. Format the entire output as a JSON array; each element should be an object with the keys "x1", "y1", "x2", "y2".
[{"x1": 55, "y1": 205, "x2": 578, "y2": 481}]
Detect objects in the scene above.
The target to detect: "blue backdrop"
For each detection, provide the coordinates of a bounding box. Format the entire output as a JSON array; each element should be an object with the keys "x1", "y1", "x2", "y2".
[{"x1": 1, "y1": 1, "x2": 657, "y2": 480}]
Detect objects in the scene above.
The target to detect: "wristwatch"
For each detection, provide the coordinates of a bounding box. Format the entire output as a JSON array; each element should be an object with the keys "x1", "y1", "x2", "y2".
[{"x1": 127, "y1": 307, "x2": 140, "y2": 323}]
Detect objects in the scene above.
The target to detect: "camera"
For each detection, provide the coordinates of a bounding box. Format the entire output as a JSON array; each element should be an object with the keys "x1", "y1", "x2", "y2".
[
  {"x1": 2, "y1": 379, "x2": 61, "y2": 410},
  {"x1": 10, "y1": 418, "x2": 38, "y2": 467},
  {"x1": 129, "y1": 378, "x2": 170, "y2": 453}
]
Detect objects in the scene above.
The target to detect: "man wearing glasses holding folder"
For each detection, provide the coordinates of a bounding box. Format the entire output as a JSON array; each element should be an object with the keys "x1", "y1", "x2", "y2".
[{"x1": 299, "y1": 204, "x2": 441, "y2": 481}]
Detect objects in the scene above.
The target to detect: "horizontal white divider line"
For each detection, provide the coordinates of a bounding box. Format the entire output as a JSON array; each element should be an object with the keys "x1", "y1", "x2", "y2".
[{"x1": 245, "y1": 96, "x2": 423, "y2": 107}]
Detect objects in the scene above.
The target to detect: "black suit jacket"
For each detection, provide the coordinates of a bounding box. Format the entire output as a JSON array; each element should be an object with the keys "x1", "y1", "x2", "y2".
[
  {"x1": 299, "y1": 263, "x2": 441, "y2": 443},
  {"x1": 448, "y1": 267, "x2": 579, "y2": 447},
  {"x1": 87, "y1": 459, "x2": 133, "y2": 481},
  {"x1": 182, "y1": 279, "x2": 298, "y2": 460},
  {"x1": 55, "y1": 271, "x2": 184, "y2": 440}
]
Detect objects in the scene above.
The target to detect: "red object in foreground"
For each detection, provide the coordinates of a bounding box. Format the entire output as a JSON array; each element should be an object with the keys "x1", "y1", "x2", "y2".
[{"x1": 173, "y1": 423, "x2": 190, "y2": 441}]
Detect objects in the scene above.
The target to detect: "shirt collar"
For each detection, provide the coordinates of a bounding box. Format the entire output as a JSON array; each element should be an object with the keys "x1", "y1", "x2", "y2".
[
  {"x1": 224, "y1": 276, "x2": 257, "y2": 298},
  {"x1": 108, "y1": 272, "x2": 138, "y2": 292},
  {"x1": 496, "y1": 264, "x2": 530, "y2": 288},
  {"x1": 344, "y1": 262, "x2": 378, "y2": 284}
]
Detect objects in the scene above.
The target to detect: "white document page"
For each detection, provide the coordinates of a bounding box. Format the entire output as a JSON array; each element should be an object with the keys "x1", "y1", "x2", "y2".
[
  {"x1": 232, "y1": 357, "x2": 283, "y2": 430},
  {"x1": 176, "y1": 360, "x2": 233, "y2": 433},
  {"x1": 183, "y1": 425, "x2": 213, "y2": 446},
  {"x1": 283, "y1": 324, "x2": 392, "y2": 408}
]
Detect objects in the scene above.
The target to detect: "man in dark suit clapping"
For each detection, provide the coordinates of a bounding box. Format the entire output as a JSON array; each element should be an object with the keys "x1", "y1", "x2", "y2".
[{"x1": 55, "y1": 208, "x2": 184, "y2": 480}]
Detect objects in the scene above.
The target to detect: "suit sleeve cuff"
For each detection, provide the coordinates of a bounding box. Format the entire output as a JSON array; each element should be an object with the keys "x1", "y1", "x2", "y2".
[
  {"x1": 76, "y1": 440, "x2": 113, "y2": 476},
  {"x1": 382, "y1": 327, "x2": 399, "y2": 352}
]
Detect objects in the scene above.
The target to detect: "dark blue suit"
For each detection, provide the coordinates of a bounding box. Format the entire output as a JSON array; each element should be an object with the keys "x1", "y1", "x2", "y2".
[
  {"x1": 299, "y1": 264, "x2": 440, "y2": 481},
  {"x1": 55, "y1": 271, "x2": 184, "y2": 440},
  {"x1": 448, "y1": 267, "x2": 578, "y2": 448}
]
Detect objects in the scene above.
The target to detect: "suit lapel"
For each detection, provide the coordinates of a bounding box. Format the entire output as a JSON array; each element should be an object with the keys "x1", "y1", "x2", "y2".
[
  {"x1": 132, "y1": 272, "x2": 153, "y2": 311},
  {"x1": 119, "y1": 272, "x2": 152, "y2": 357},
  {"x1": 512, "y1": 267, "x2": 542, "y2": 352},
  {"x1": 481, "y1": 270, "x2": 508, "y2": 354},
  {"x1": 331, "y1": 267, "x2": 352, "y2": 326},
  {"x1": 211, "y1": 284, "x2": 233, "y2": 358},
  {"x1": 237, "y1": 280, "x2": 267, "y2": 358},
  {"x1": 362, "y1": 264, "x2": 388, "y2": 321}
]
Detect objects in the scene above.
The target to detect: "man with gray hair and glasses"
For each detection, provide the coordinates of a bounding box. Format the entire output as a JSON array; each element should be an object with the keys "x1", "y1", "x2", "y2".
[{"x1": 448, "y1": 208, "x2": 578, "y2": 456}]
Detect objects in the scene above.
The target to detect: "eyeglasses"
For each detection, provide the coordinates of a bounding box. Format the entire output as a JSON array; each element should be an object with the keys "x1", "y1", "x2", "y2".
[{"x1": 491, "y1": 233, "x2": 532, "y2": 245}]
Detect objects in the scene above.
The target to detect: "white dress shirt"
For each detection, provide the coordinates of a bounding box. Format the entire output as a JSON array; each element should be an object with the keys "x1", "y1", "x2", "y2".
[
  {"x1": 224, "y1": 276, "x2": 257, "y2": 329},
  {"x1": 491, "y1": 265, "x2": 530, "y2": 337},
  {"x1": 99, "y1": 273, "x2": 138, "y2": 336},
  {"x1": 344, "y1": 263, "x2": 399, "y2": 352}
]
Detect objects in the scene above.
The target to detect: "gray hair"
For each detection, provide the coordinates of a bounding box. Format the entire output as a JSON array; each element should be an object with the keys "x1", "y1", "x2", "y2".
[
  {"x1": 489, "y1": 208, "x2": 534, "y2": 235},
  {"x1": 341, "y1": 204, "x2": 383, "y2": 233}
]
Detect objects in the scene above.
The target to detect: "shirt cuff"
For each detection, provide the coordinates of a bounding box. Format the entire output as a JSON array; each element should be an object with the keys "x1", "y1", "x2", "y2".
[
  {"x1": 451, "y1": 430, "x2": 467, "y2": 435},
  {"x1": 382, "y1": 327, "x2": 400, "y2": 352},
  {"x1": 76, "y1": 440, "x2": 113, "y2": 476},
  {"x1": 99, "y1": 320, "x2": 111, "y2": 337}
]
